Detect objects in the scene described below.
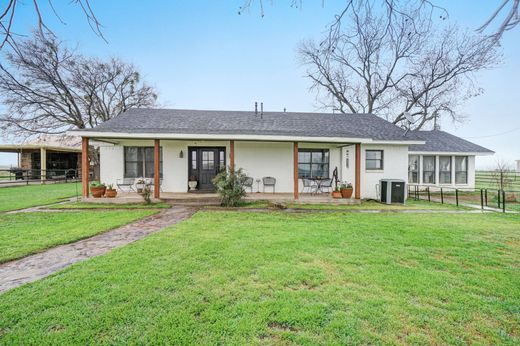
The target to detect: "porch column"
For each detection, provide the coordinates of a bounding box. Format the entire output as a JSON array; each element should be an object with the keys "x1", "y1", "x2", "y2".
[
  {"x1": 154, "y1": 139, "x2": 160, "y2": 199},
  {"x1": 293, "y1": 142, "x2": 299, "y2": 199},
  {"x1": 355, "y1": 143, "x2": 361, "y2": 199},
  {"x1": 40, "y1": 147, "x2": 47, "y2": 183},
  {"x1": 229, "y1": 140, "x2": 235, "y2": 171},
  {"x1": 82, "y1": 137, "x2": 89, "y2": 198}
]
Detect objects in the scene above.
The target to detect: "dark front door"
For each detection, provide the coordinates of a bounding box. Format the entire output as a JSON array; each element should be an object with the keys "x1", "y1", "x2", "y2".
[{"x1": 188, "y1": 147, "x2": 226, "y2": 191}]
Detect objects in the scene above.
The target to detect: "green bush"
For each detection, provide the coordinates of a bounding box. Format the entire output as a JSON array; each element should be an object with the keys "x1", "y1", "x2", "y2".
[{"x1": 212, "y1": 168, "x2": 248, "y2": 207}]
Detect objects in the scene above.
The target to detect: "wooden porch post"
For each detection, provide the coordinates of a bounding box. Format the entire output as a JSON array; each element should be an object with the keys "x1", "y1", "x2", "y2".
[
  {"x1": 355, "y1": 143, "x2": 361, "y2": 199},
  {"x1": 154, "y1": 139, "x2": 160, "y2": 199},
  {"x1": 40, "y1": 147, "x2": 47, "y2": 183},
  {"x1": 82, "y1": 137, "x2": 89, "y2": 198},
  {"x1": 293, "y1": 142, "x2": 299, "y2": 199},
  {"x1": 229, "y1": 140, "x2": 235, "y2": 171}
]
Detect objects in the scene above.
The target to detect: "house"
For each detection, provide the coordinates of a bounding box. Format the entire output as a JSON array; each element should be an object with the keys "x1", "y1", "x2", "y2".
[
  {"x1": 0, "y1": 135, "x2": 84, "y2": 181},
  {"x1": 72, "y1": 108, "x2": 493, "y2": 200}
]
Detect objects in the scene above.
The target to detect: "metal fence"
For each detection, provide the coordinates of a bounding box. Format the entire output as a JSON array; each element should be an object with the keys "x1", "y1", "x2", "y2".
[
  {"x1": 0, "y1": 168, "x2": 81, "y2": 186},
  {"x1": 408, "y1": 185, "x2": 520, "y2": 213}
]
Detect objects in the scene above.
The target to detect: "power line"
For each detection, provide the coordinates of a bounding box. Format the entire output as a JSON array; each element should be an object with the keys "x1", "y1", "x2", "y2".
[{"x1": 462, "y1": 126, "x2": 520, "y2": 139}]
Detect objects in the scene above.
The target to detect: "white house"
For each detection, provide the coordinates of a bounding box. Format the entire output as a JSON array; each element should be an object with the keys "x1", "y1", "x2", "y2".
[{"x1": 72, "y1": 108, "x2": 493, "y2": 200}]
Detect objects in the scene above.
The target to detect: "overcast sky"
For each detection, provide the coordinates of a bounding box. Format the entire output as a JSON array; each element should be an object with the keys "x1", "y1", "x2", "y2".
[{"x1": 1, "y1": 0, "x2": 518, "y2": 168}]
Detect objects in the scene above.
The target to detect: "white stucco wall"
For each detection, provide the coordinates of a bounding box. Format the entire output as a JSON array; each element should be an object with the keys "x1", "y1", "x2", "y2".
[
  {"x1": 99, "y1": 139, "x2": 410, "y2": 198},
  {"x1": 360, "y1": 144, "x2": 409, "y2": 199}
]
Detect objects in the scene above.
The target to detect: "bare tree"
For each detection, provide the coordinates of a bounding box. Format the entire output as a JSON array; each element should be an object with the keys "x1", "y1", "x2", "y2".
[
  {"x1": 0, "y1": 0, "x2": 104, "y2": 50},
  {"x1": 239, "y1": 0, "x2": 518, "y2": 42},
  {"x1": 298, "y1": 1, "x2": 500, "y2": 129},
  {"x1": 0, "y1": 31, "x2": 157, "y2": 138}
]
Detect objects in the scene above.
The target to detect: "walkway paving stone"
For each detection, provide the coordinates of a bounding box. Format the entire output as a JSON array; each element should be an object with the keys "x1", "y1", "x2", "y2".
[{"x1": 0, "y1": 207, "x2": 196, "y2": 293}]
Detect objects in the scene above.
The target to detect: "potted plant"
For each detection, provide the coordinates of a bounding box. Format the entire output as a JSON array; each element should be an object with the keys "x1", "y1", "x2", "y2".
[
  {"x1": 105, "y1": 184, "x2": 117, "y2": 198},
  {"x1": 332, "y1": 186, "x2": 342, "y2": 199},
  {"x1": 188, "y1": 175, "x2": 198, "y2": 191},
  {"x1": 135, "y1": 178, "x2": 146, "y2": 193},
  {"x1": 340, "y1": 182, "x2": 353, "y2": 198},
  {"x1": 90, "y1": 181, "x2": 106, "y2": 198}
]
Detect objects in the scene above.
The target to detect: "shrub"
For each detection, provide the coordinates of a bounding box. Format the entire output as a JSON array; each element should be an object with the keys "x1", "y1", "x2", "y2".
[
  {"x1": 90, "y1": 181, "x2": 105, "y2": 188},
  {"x1": 141, "y1": 185, "x2": 152, "y2": 204},
  {"x1": 212, "y1": 167, "x2": 248, "y2": 207}
]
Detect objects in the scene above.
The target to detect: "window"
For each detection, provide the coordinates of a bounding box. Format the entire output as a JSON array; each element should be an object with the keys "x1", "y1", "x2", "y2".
[
  {"x1": 366, "y1": 150, "x2": 383, "y2": 170},
  {"x1": 408, "y1": 155, "x2": 419, "y2": 183},
  {"x1": 201, "y1": 151, "x2": 214, "y2": 170},
  {"x1": 455, "y1": 156, "x2": 468, "y2": 184},
  {"x1": 298, "y1": 149, "x2": 329, "y2": 178},
  {"x1": 439, "y1": 156, "x2": 452, "y2": 184},
  {"x1": 124, "y1": 147, "x2": 162, "y2": 178},
  {"x1": 423, "y1": 156, "x2": 436, "y2": 184}
]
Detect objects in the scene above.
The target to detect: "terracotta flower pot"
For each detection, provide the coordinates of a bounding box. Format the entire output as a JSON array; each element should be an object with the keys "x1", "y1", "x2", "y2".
[
  {"x1": 105, "y1": 189, "x2": 118, "y2": 198},
  {"x1": 332, "y1": 190, "x2": 342, "y2": 199},
  {"x1": 341, "y1": 188, "x2": 353, "y2": 198},
  {"x1": 90, "y1": 186, "x2": 106, "y2": 198}
]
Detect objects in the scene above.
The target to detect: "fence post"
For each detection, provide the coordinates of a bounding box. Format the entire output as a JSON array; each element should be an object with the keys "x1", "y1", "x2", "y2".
[
  {"x1": 440, "y1": 188, "x2": 444, "y2": 204},
  {"x1": 480, "y1": 189, "x2": 484, "y2": 210},
  {"x1": 502, "y1": 190, "x2": 506, "y2": 213},
  {"x1": 497, "y1": 190, "x2": 501, "y2": 209},
  {"x1": 455, "y1": 189, "x2": 459, "y2": 206},
  {"x1": 485, "y1": 189, "x2": 488, "y2": 207},
  {"x1": 427, "y1": 187, "x2": 431, "y2": 202}
]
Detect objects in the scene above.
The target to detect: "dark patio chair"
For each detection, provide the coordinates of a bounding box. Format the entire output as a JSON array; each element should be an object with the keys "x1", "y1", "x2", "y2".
[
  {"x1": 319, "y1": 178, "x2": 333, "y2": 194},
  {"x1": 301, "y1": 178, "x2": 317, "y2": 194},
  {"x1": 244, "y1": 176, "x2": 254, "y2": 192},
  {"x1": 116, "y1": 178, "x2": 136, "y2": 192},
  {"x1": 262, "y1": 176, "x2": 276, "y2": 193}
]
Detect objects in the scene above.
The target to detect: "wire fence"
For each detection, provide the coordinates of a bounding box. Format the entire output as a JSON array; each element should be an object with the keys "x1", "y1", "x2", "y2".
[
  {"x1": 0, "y1": 168, "x2": 81, "y2": 186},
  {"x1": 408, "y1": 185, "x2": 520, "y2": 213}
]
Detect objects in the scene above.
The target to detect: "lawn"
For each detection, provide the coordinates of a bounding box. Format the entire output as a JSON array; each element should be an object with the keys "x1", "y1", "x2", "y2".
[
  {"x1": 0, "y1": 211, "x2": 518, "y2": 344},
  {"x1": 0, "y1": 210, "x2": 157, "y2": 263},
  {"x1": 238, "y1": 199, "x2": 472, "y2": 210},
  {"x1": 0, "y1": 183, "x2": 78, "y2": 212},
  {"x1": 49, "y1": 202, "x2": 171, "y2": 209}
]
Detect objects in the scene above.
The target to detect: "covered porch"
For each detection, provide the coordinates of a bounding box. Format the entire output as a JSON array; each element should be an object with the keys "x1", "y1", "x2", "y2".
[{"x1": 80, "y1": 137, "x2": 362, "y2": 201}]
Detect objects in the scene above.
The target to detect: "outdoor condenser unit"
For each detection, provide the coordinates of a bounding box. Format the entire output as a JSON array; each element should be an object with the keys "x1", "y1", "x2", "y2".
[{"x1": 380, "y1": 179, "x2": 406, "y2": 204}]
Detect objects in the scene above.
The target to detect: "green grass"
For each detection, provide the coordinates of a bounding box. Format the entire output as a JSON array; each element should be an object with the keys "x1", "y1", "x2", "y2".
[
  {"x1": 49, "y1": 202, "x2": 171, "y2": 209},
  {"x1": 0, "y1": 183, "x2": 78, "y2": 212},
  {"x1": 237, "y1": 199, "x2": 472, "y2": 210},
  {"x1": 0, "y1": 210, "x2": 156, "y2": 263},
  {"x1": 0, "y1": 211, "x2": 518, "y2": 344}
]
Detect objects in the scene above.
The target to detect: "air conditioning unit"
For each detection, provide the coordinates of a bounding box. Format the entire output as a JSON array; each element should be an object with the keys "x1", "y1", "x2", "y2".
[{"x1": 380, "y1": 179, "x2": 406, "y2": 204}]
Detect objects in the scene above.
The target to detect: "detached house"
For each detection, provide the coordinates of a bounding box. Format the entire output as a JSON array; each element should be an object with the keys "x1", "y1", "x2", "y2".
[{"x1": 73, "y1": 108, "x2": 493, "y2": 200}]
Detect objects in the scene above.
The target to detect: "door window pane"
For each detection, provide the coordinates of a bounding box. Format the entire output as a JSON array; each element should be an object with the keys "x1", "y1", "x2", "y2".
[{"x1": 202, "y1": 151, "x2": 215, "y2": 170}]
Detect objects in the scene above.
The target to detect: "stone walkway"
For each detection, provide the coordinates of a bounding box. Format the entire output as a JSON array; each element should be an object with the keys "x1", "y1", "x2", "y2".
[{"x1": 0, "y1": 206, "x2": 196, "y2": 293}]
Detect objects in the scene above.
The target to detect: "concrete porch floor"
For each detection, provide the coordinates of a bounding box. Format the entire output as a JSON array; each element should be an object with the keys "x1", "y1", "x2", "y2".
[{"x1": 83, "y1": 192, "x2": 360, "y2": 205}]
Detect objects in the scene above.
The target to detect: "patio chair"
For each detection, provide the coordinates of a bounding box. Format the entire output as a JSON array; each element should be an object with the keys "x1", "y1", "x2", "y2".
[
  {"x1": 319, "y1": 178, "x2": 333, "y2": 194},
  {"x1": 301, "y1": 178, "x2": 317, "y2": 194},
  {"x1": 262, "y1": 176, "x2": 276, "y2": 193},
  {"x1": 244, "y1": 176, "x2": 254, "y2": 192},
  {"x1": 116, "y1": 178, "x2": 136, "y2": 192},
  {"x1": 150, "y1": 178, "x2": 164, "y2": 192}
]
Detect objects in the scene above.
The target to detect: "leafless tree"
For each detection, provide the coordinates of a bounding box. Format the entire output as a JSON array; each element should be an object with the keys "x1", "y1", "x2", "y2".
[
  {"x1": 491, "y1": 159, "x2": 516, "y2": 191},
  {"x1": 240, "y1": 0, "x2": 519, "y2": 42},
  {"x1": 298, "y1": 1, "x2": 500, "y2": 129},
  {"x1": 0, "y1": 0, "x2": 104, "y2": 50},
  {"x1": 0, "y1": 31, "x2": 157, "y2": 139}
]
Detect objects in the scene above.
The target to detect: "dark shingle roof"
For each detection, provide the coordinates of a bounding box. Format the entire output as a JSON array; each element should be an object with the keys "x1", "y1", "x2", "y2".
[
  {"x1": 408, "y1": 130, "x2": 493, "y2": 153},
  {"x1": 85, "y1": 108, "x2": 418, "y2": 141}
]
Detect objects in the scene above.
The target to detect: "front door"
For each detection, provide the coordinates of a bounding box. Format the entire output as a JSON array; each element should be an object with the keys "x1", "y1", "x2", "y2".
[{"x1": 188, "y1": 147, "x2": 226, "y2": 191}]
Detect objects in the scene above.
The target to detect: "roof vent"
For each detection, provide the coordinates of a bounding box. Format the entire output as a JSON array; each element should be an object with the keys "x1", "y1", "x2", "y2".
[
  {"x1": 260, "y1": 102, "x2": 263, "y2": 119},
  {"x1": 254, "y1": 102, "x2": 258, "y2": 115}
]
